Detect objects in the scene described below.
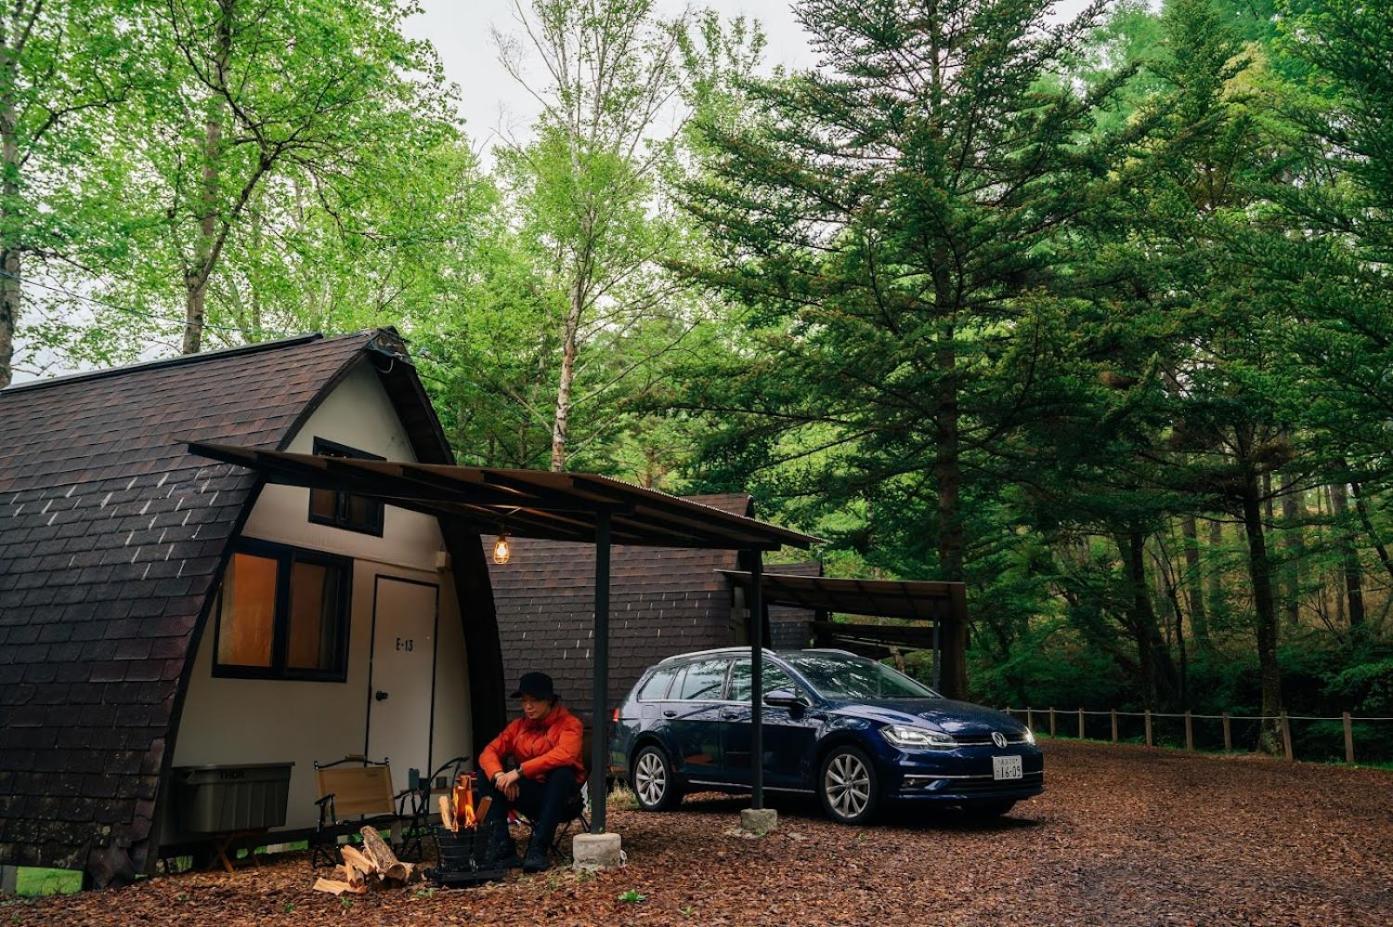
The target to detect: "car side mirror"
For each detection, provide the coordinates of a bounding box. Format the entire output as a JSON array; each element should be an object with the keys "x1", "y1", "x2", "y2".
[{"x1": 763, "y1": 688, "x2": 804, "y2": 709}]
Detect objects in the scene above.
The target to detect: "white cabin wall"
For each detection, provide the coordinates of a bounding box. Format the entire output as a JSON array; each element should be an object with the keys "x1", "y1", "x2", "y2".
[{"x1": 172, "y1": 361, "x2": 473, "y2": 832}]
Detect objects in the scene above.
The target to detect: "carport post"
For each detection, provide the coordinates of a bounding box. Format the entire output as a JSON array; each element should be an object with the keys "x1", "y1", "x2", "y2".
[
  {"x1": 750, "y1": 550, "x2": 765, "y2": 810},
  {"x1": 591, "y1": 510, "x2": 611, "y2": 834}
]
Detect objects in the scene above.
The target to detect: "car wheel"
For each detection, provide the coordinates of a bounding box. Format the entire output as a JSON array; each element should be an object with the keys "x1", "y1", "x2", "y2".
[
  {"x1": 965, "y1": 800, "x2": 1016, "y2": 819},
  {"x1": 631, "y1": 745, "x2": 681, "y2": 811},
  {"x1": 818, "y1": 745, "x2": 879, "y2": 825}
]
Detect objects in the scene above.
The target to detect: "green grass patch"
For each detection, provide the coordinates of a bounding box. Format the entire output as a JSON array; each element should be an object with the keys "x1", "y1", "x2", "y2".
[{"x1": 13, "y1": 867, "x2": 82, "y2": 897}]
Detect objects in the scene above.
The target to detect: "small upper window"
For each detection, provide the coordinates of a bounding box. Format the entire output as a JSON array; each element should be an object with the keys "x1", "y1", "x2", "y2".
[
  {"x1": 214, "y1": 540, "x2": 351, "y2": 681},
  {"x1": 307, "y1": 437, "x2": 385, "y2": 536}
]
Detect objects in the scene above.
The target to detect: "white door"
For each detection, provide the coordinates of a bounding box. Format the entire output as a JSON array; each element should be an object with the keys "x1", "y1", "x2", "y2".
[{"x1": 367, "y1": 575, "x2": 439, "y2": 794}]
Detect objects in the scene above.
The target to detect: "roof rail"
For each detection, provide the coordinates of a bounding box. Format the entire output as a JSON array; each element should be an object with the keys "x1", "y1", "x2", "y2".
[
  {"x1": 657, "y1": 646, "x2": 752, "y2": 664},
  {"x1": 800, "y1": 648, "x2": 861, "y2": 659}
]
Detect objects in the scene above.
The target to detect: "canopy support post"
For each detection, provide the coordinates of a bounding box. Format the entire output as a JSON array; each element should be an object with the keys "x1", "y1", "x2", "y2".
[
  {"x1": 750, "y1": 550, "x2": 765, "y2": 810},
  {"x1": 590, "y1": 509, "x2": 611, "y2": 835}
]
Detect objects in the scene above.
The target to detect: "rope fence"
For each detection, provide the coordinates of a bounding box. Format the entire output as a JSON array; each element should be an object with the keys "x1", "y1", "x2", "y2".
[{"x1": 1002, "y1": 706, "x2": 1393, "y2": 765}]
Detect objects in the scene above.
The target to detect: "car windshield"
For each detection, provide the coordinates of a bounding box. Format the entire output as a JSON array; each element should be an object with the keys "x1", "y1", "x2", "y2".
[{"x1": 782, "y1": 653, "x2": 940, "y2": 700}]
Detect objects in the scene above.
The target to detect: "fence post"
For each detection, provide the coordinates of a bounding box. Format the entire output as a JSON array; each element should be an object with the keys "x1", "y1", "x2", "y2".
[
  {"x1": 1026, "y1": 707, "x2": 1034, "y2": 732},
  {"x1": 1110, "y1": 709, "x2": 1118, "y2": 743},
  {"x1": 1049, "y1": 707, "x2": 1056, "y2": 737},
  {"x1": 1144, "y1": 709, "x2": 1153, "y2": 747},
  {"x1": 1078, "y1": 708, "x2": 1085, "y2": 740},
  {"x1": 1222, "y1": 712, "x2": 1231, "y2": 752},
  {"x1": 1343, "y1": 711, "x2": 1354, "y2": 764},
  {"x1": 1280, "y1": 712, "x2": 1294, "y2": 762},
  {"x1": 1184, "y1": 711, "x2": 1194, "y2": 751}
]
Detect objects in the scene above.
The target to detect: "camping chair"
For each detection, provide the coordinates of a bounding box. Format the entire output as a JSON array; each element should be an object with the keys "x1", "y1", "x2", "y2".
[
  {"x1": 310, "y1": 755, "x2": 426, "y2": 869},
  {"x1": 514, "y1": 723, "x2": 592, "y2": 858}
]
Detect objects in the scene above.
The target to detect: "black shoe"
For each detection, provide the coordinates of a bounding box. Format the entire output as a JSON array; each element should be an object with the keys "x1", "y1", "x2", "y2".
[{"x1": 522, "y1": 846, "x2": 550, "y2": 873}]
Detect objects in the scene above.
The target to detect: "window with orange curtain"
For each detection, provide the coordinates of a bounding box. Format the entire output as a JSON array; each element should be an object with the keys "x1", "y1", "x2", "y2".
[
  {"x1": 213, "y1": 540, "x2": 351, "y2": 681},
  {"x1": 216, "y1": 552, "x2": 278, "y2": 668}
]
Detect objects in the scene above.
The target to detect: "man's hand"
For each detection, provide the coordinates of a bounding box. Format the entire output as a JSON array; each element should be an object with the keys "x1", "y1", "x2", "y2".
[{"x1": 495, "y1": 768, "x2": 522, "y2": 801}]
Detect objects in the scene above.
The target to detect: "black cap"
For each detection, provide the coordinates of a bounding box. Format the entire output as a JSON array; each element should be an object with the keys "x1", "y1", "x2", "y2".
[{"x1": 510, "y1": 672, "x2": 556, "y2": 700}]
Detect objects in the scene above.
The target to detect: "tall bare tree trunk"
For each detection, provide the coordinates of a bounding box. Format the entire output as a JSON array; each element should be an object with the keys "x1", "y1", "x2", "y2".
[
  {"x1": 1181, "y1": 515, "x2": 1210, "y2": 650},
  {"x1": 0, "y1": 23, "x2": 21, "y2": 388},
  {"x1": 1329, "y1": 481, "x2": 1364, "y2": 630},
  {"x1": 1241, "y1": 470, "x2": 1282, "y2": 753},
  {"x1": 182, "y1": 1, "x2": 232, "y2": 355},
  {"x1": 1116, "y1": 530, "x2": 1176, "y2": 709},
  {"x1": 1279, "y1": 473, "x2": 1304, "y2": 629},
  {"x1": 934, "y1": 306, "x2": 968, "y2": 699},
  {"x1": 549, "y1": 277, "x2": 584, "y2": 471},
  {"x1": 1206, "y1": 518, "x2": 1225, "y2": 620}
]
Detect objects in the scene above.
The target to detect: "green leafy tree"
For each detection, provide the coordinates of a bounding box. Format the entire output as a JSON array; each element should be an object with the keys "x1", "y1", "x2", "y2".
[{"x1": 673, "y1": 0, "x2": 1138, "y2": 696}]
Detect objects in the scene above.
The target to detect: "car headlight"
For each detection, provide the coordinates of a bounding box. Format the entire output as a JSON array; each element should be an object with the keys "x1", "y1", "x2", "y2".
[
  {"x1": 882, "y1": 724, "x2": 957, "y2": 749},
  {"x1": 1023, "y1": 727, "x2": 1036, "y2": 746}
]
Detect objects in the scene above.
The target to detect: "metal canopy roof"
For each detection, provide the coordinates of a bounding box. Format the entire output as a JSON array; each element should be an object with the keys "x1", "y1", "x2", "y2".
[
  {"x1": 718, "y1": 570, "x2": 963, "y2": 621},
  {"x1": 189, "y1": 442, "x2": 818, "y2": 551}
]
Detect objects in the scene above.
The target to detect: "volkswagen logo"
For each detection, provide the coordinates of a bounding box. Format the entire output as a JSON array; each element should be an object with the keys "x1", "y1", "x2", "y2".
[{"x1": 991, "y1": 731, "x2": 1008, "y2": 748}]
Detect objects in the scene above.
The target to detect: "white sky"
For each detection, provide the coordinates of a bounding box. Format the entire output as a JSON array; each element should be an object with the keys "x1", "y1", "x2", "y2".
[{"x1": 406, "y1": 0, "x2": 1096, "y2": 152}]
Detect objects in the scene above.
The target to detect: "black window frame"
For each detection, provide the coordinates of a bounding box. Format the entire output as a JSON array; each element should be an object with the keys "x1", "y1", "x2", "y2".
[
  {"x1": 306, "y1": 437, "x2": 385, "y2": 537},
  {"x1": 212, "y1": 537, "x2": 354, "y2": 683}
]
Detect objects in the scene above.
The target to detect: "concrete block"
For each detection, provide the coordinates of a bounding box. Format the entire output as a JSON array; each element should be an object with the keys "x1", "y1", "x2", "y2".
[
  {"x1": 739, "y1": 807, "x2": 778, "y2": 836},
  {"x1": 572, "y1": 832, "x2": 623, "y2": 871}
]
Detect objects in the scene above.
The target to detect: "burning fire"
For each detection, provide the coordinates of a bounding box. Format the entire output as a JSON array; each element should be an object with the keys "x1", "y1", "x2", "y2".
[{"x1": 454, "y1": 773, "x2": 477, "y2": 830}]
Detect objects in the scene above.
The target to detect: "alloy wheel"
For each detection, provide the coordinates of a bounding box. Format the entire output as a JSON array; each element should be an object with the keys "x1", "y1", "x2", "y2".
[
  {"x1": 634, "y1": 750, "x2": 667, "y2": 807},
  {"x1": 824, "y1": 752, "x2": 871, "y2": 819}
]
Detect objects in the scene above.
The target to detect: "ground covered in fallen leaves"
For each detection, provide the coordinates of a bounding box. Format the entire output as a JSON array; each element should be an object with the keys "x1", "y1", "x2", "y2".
[{"x1": 6, "y1": 740, "x2": 1393, "y2": 926}]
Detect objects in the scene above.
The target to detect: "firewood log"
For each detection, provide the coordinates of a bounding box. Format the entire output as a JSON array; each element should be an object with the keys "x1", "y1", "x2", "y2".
[
  {"x1": 359, "y1": 825, "x2": 412, "y2": 883},
  {"x1": 438, "y1": 794, "x2": 456, "y2": 831},
  {"x1": 312, "y1": 878, "x2": 364, "y2": 896},
  {"x1": 340, "y1": 845, "x2": 377, "y2": 885}
]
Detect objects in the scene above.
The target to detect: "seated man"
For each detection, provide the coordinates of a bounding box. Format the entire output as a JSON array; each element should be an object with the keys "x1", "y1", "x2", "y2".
[{"x1": 478, "y1": 671, "x2": 585, "y2": 873}]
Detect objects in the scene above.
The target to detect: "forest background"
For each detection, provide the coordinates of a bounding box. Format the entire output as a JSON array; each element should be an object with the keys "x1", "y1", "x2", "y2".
[{"x1": 5, "y1": 0, "x2": 1392, "y2": 758}]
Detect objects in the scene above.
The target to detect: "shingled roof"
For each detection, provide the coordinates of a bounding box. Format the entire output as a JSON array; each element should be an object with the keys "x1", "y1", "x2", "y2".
[
  {"x1": 0, "y1": 330, "x2": 442, "y2": 874},
  {"x1": 488, "y1": 495, "x2": 821, "y2": 718}
]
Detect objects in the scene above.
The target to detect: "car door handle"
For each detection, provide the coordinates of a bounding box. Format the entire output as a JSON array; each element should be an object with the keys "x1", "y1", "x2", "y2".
[
  {"x1": 720, "y1": 710, "x2": 740, "y2": 720},
  {"x1": 375, "y1": 690, "x2": 389, "y2": 702},
  {"x1": 662, "y1": 709, "x2": 677, "y2": 719}
]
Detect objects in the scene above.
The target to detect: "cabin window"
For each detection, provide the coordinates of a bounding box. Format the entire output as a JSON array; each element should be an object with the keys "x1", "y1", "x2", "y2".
[
  {"x1": 307, "y1": 437, "x2": 385, "y2": 536},
  {"x1": 214, "y1": 539, "x2": 352, "y2": 681}
]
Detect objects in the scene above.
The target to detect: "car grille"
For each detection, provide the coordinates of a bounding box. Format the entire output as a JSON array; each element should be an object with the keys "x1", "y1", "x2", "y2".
[{"x1": 950, "y1": 731, "x2": 1032, "y2": 746}]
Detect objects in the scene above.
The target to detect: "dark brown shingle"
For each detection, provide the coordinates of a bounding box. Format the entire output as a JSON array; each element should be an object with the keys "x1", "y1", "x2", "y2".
[{"x1": 0, "y1": 332, "x2": 375, "y2": 872}]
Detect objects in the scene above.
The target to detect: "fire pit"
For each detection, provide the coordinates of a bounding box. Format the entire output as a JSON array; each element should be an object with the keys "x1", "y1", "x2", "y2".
[{"x1": 424, "y1": 772, "x2": 509, "y2": 888}]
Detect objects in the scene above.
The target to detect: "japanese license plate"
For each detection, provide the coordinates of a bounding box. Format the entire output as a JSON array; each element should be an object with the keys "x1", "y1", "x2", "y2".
[{"x1": 992, "y1": 755, "x2": 1023, "y2": 780}]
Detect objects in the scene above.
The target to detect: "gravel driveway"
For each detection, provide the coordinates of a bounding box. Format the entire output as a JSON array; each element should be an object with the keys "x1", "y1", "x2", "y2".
[{"x1": 6, "y1": 740, "x2": 1392, "y2": 926}]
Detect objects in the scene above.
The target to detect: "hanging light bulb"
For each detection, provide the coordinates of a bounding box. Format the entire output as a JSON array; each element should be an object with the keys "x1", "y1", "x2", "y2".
[{"x1": 492, "y1": 531, "x2": 511, "y2": 565}]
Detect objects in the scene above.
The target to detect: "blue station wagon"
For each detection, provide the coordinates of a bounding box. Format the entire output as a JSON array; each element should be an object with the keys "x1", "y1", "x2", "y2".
[{"x1": 610, "y1": 648, "x2": 1043, "y2": 823}]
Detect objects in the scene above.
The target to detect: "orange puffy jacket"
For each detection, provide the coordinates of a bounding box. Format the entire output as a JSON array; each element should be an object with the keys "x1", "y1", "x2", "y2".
[{"x1": 479, "y1": 704, "x2": 586, "y2": 783}]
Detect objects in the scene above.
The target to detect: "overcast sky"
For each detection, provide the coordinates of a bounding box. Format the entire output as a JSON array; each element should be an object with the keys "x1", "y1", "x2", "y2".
[{"x1": 405, "y1": 0, "x2": 1097, "y2": 152}]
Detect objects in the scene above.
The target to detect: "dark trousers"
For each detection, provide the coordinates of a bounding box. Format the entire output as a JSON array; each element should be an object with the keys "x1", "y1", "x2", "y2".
[{"x1": 478, "y1": 765, "x2": 578, "y2": 852}]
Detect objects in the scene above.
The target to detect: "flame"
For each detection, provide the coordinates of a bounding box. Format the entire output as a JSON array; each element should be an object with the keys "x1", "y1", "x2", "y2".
[{"x1": 454, "y1": 773, "x2": 478, "y2": 830}]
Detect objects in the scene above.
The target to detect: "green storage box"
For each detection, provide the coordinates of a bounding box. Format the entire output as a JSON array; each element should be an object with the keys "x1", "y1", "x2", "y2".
[{"x1": 172, "y1": 762, "x2": 294, "y2": 834}]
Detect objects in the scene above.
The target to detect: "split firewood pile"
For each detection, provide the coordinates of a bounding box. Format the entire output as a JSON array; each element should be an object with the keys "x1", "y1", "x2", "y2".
[{"x1": 310, "y1": 825, "x2": 415, "y2": 896}]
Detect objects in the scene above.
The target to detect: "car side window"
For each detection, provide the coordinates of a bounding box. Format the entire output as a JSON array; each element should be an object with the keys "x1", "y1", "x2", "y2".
[
  {"x1": 674, "y1": 658, "x2": 730, "y2": 701},
  {"x1": 637, "y1": 667, "x2": 678, "y2": 701},
  {"x1": 726, "y1": 659, "x2": 795, "y2": 703}
]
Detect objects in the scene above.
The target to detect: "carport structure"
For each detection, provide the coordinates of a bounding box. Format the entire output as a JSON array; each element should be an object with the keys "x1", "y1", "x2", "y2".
[
  {"x1": 189, "y1": 442, "x2": 819, "y2": 852},
  {"x1": 719, "y1": 571, "x2": 968, "y2": 697}
]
